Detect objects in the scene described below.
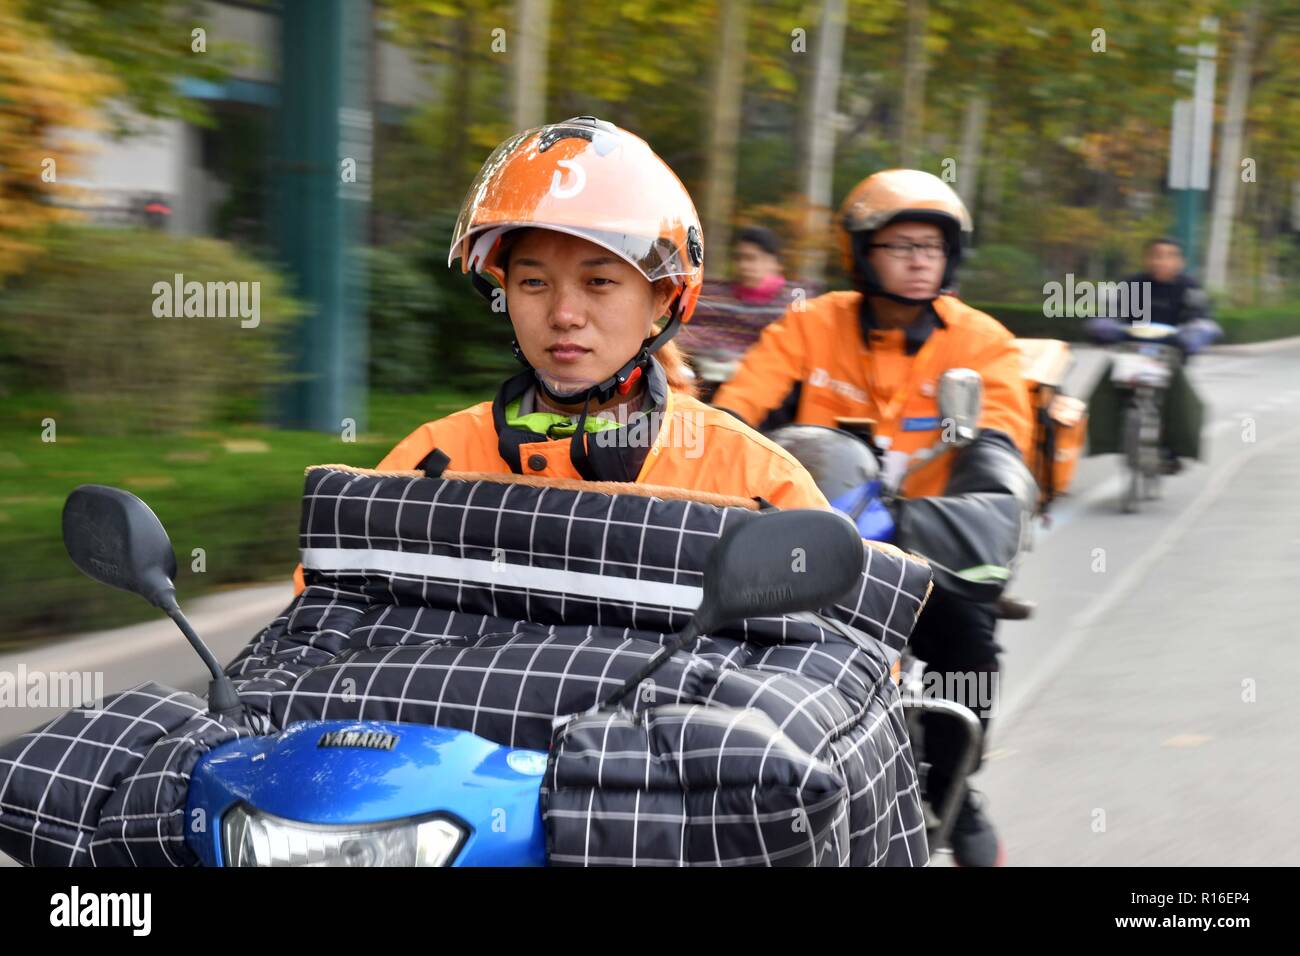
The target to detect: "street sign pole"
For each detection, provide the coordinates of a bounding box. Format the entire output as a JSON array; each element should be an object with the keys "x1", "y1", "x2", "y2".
[{"x1": 1169, "y1": 18, "x2": 1218, "y2": 274}]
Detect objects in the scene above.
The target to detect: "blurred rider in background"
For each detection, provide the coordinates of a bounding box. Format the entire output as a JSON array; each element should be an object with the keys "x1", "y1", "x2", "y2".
[
  {"x1": 1085, "y1": 237, "x2": 1222, "y2": 354},
  {"x1": 676, "y1": 226, "x2": 805, "y2": 404},
  {"x1": 1085, "y1": 237, "x2": 1223, "y2": 474}
]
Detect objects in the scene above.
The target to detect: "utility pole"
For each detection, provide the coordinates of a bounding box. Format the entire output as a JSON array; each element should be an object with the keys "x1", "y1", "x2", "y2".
[
  {"x1": 512, "y1": 0, "x2": 552, "y2": 132},
  {"x1": 273, "y1": 0, "x2": 372, "y2": 432}
]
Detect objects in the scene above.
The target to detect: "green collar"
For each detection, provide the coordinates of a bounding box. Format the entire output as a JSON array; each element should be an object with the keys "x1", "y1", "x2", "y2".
[{"x1": 504, "y1": 398, "x2": 625, "y2": 439}]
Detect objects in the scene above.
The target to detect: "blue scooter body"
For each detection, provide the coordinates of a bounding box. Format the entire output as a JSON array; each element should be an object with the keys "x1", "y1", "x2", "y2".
[{"x1": 186, "y1": 719, "x2": 548, "y2": 866}]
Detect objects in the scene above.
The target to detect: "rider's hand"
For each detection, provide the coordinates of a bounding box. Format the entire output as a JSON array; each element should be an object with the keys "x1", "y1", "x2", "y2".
[
  {"x1": 1176, "y1": 318, "x2": 1224, "y2": 356},
  {"x1": 1083, "y1": 317, "x2": 1126, "y2": 344}
]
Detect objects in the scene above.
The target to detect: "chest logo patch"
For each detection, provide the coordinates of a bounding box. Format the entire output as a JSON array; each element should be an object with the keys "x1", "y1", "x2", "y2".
[{"x1": 808, "y1": 367, "x2": 869, "y2": 404}]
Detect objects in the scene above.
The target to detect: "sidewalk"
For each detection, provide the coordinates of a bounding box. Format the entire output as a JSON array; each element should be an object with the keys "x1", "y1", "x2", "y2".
[{"x1": 0, "y1": 582, "x2": 293, "y2": 743}]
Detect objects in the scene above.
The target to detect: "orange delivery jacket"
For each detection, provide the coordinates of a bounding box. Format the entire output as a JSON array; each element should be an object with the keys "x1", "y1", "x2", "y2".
[
  {"x1": 712, "y1": 291, "x2": 1034, "y2": 499},
  {"x1": 292, "y1": 369, "x2": 829, "y2": 594}
]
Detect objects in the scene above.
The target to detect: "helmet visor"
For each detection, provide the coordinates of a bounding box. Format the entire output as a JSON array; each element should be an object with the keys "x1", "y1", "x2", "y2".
[{"x1": 448, "y1": 122, "x2": 702, "y2": 284}]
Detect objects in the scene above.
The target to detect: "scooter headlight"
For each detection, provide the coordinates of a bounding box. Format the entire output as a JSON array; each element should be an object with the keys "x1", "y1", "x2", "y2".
[{"x1": 222, "y1": 806, "x2": 465, "y2": 867}]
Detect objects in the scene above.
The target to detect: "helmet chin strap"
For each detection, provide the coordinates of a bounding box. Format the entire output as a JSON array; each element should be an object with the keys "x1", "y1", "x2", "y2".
[
  {"x1": 519, "y1": 333, "x2": 663, "y2": 409},
  {"x1": 475, "y1": 262, "x2": 684, "y2": 478},
  {"x1": 514, "y1": 314, "x2": 681, "y2": 442},
  {"x1": 860, "y1": 281, "x2": 940, "y2": 307},
  {"x1": 530, "y1": 316, "x2": 679, "y2": 479},
  {"x1": 473, "y1": 269, "x2": 682, "y2": 409}
]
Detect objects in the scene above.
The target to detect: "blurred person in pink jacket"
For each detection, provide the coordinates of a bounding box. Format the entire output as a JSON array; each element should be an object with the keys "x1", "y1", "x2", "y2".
[{"x1": 676, "y1": 226, "x2": 809, "y2": 405}]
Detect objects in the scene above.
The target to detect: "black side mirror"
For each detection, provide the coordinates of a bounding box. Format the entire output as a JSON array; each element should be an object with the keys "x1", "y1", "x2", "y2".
[
  {"x1": 692, "y1": 508, "x2": 865, "y2": 634},
  {"x1": 63, "y1": 485, "x2": 179, "y2": 610},
  {"x1": 61, "y1": 485, "x2": 245, "y2": 720}
]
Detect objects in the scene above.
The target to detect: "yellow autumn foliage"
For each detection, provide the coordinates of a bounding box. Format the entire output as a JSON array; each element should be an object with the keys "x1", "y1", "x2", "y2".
[{"x1": 0, "y1": 0, "x2": 119, "y2": 277}]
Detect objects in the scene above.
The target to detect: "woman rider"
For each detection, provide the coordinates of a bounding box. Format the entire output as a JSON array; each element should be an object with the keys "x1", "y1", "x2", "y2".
[
  {"x1": 294, "y1": 116, "x2": 827, "y2": 594},
  {"x1": 377, "y1": 115, "x2": 827, "y2": 501}
]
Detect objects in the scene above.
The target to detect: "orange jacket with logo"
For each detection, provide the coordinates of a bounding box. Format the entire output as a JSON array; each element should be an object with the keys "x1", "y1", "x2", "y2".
[
  {"x1": 712, "y1": 291, "x2": 1033, "y2": 499},
  {"x1": 292, "y1": 389, "x2": 829, "y2": 594}
]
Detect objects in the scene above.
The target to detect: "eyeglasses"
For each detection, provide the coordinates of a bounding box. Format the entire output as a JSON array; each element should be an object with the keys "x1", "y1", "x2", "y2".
[{"x1": 868, "y1": 241, "x2": 948, "y2": 261}]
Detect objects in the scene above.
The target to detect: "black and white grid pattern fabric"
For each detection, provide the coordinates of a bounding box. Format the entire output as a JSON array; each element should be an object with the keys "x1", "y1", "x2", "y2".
[
  {"x1": 0, "y1": 685, "x2": 252, "y2": 866},
  {"x1": 0, "y1": 468, "x2": 932, "y2": 866}
]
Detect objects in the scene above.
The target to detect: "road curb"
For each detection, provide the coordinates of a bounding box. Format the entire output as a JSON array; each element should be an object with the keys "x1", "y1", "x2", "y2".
[
  {"x1": 0, "y1": 582, "x2": 293, "y2": 743},
  {"x1": 0, "y1": 583, "x2": 292, "y2": 666},
  {"x1": 1207, "y1": 334, "x2": 1300, "y2": 354}
]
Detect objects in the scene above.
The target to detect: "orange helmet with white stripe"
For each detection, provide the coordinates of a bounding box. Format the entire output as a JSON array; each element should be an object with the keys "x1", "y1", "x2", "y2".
[{"x1": 449, "y1": 116, "x2": 705, "y2": 325}]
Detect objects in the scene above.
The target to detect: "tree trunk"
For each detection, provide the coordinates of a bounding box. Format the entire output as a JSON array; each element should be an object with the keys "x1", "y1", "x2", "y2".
[
  {"x1": 1205, "y1": 0, "x2": 1262, "y2": 293},
  {"x1": 956, "y1": 87, "x2": 988, "y2": 218},
  {"x1": 1262, "y1": 178, "x2": 1282, "y2": 300},
  {"x1": 979, "y1": 133, "x2": 1003, "y2": 241},
  {"x1": 898, "y1": 0, "x2": 929, "y2": 167},
  {"x1": 442, "y1": 6, "x2": 474, "y2": 204},
  {"x1": 701, "y1": 0, "x2": 750, "y2": 279},
  {"x1": 512, "y1": 0, "x2": 552, "y2": 132},
  {"x1": 798, "y1": 0, "x2": 847, "y2": 285},
  {"x1": 793, "y1": 15, "x2": 815, "y2": 209}
]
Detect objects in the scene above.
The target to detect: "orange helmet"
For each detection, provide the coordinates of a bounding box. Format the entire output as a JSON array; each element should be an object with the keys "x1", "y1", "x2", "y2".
[
  {"x1": 837, "y1": 169, "x2": 972, "y2": 276},
  {"x1": 449, "y1": 116, "x2": 704, "y2": 323}
]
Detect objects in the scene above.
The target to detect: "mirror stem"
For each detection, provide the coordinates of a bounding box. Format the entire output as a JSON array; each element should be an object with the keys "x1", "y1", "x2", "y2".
[
  {"x1": 596, "y1": 617, "x2": 703, "y2": 712},
  {"x1": 165, "y1": 605, "x2": 223, "y2": 680},
  {"x1": 164, "y1": 604, "x2": 246, "y2": 723}
]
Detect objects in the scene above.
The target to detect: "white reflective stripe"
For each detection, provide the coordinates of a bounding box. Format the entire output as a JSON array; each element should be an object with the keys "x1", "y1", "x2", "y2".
[{"x1": 300, "y1": 547, "x2": 704, "y2": 611}]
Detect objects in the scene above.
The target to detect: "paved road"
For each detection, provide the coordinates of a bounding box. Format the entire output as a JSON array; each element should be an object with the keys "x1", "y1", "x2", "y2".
[
  {"x1": 3, "y1": 339, "x2": 1297, "y2": 867},
  {"x1": 981, "y1": 338, "x2": 1300, "y2": 865},
  {"x1": 0, "y1": 583, "x2": 292, "y2": 867}
]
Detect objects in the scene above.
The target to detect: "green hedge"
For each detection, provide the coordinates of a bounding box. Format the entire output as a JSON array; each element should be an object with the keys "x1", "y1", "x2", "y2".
[
  {"x1": 1215, "y1": 305, "x2": 1300, "y2": 344},
  {"x1": 404, "y1": 220, "x2": 519, "y2": 393},
  {"x1": 363, "y1": 245, "x2": 443, "y2": 392},
  {"x1": 0, "y1": 225, "x2": 304, "y2": 434},
  {"x1": 970, "y1": 301, "x2": 1300, "y2": 344}
]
